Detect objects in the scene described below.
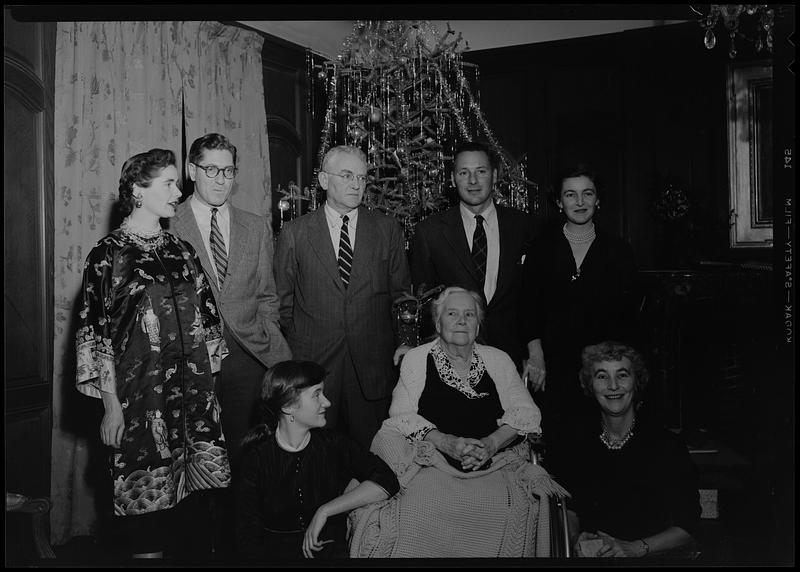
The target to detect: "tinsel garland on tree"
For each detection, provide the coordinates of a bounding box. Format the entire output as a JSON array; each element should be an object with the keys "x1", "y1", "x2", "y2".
[{"x1": 308, "y1": 20, "x2": 538, "y2": 241}]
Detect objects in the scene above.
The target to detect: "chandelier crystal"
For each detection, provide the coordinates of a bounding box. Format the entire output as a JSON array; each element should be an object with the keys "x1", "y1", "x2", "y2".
[{"x1": 692, "y1": 4, "x2": 775, "y2": 58}]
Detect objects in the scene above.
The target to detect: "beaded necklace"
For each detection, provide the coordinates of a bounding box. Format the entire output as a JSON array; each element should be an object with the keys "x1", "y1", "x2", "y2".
[
  {"x1": 563, "y1": 222, "x2": 596, "y2": 244},
  {"x1": 599, "y1": 416, "x2": 636, "y2": 450},
  {"x1": 120, "y1": 217, "x2": 166, "y2": 250}
]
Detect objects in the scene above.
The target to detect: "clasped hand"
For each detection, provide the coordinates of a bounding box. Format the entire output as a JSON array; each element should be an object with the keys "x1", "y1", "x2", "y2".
[
  {"x1": 440, "y1": 434, "x2": 497, "y2": 471},
  {"x1": 575, "y1": 530, "x2": 643, "y2": 558}
]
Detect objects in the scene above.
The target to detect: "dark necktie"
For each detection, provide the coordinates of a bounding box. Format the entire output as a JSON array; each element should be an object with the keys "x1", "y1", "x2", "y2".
[
  {"x1": 210, "y1": 208, "x2": 228, "y2": 288},
  {"x1": 338, "y1": 214, "x2": 353, "y2": 288},
  {"x1": 471, "y1": 214, "x2": 487, "y2": 285}
]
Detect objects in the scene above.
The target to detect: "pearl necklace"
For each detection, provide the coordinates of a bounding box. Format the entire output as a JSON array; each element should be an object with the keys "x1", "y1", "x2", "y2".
[
  {"x1": 563, "y1": 222, "x2": 596, "y2": 245},
  {"x1": 599, "y1": 417, "x2": 636, "y2": 450},
  {"x1": 120, "y1": 217, "x2": 166, "y2": 249}
]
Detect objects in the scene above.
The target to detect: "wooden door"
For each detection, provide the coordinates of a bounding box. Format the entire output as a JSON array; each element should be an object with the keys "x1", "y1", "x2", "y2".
[
  {"x1": 261, "y1": 32, "x2": 315, "y2": 235},
  {"x1": 3, "y1": 11, "x2": 55, "y2": 498}
]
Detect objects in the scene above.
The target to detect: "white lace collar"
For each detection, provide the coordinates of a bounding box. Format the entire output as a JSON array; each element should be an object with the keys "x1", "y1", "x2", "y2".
[{"x1": 430, "y1": 340, "x2": 489, "y2": 400}]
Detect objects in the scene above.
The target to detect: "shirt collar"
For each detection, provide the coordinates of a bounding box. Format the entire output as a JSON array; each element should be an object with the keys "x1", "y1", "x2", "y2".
[
  {"x1": 190, "y1": 194, "x2": 230, "y2": 217},
  {"x1": 324, "y1": 201, "x2": 358, "y2": 229},
  {"x1": 459, "y1": 200, "x2": 496, "y2": 226}
]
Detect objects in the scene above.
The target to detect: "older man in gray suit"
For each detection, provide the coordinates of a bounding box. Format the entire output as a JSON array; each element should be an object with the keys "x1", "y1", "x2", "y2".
[
  {"x1": 275, "y1": 145, "x2": 411, "y2": 449},
  {"x1": 170, "y1": 133, "x2": 291, "y2": 471}
]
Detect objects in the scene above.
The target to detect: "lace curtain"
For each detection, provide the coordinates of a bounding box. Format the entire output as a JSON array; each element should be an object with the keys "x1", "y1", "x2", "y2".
[{"x1": 50, "y1": 20, "x2": 270, "y2": 545}]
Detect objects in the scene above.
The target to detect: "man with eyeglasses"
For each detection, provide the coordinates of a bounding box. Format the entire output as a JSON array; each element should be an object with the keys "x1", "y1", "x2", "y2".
[
  {"x1": 171, "y1": 132, "x2": 291, "y2": 558},
  {"x1": 275, "y1": 145, "x2": 411, "y2": 450},
  {"x1": 171, "y1": 133, "x2": 291, "y2": 470},
  {"x1": 409, "y1": 140, "x2": 541, "y2": 370}
]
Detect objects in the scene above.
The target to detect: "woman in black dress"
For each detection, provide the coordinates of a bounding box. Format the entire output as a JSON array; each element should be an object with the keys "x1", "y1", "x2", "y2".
[
  {"x1": 549, "y1": 342, "x2": 700, "y2": 558},
  {"x1": 521, "y1": 163, "x2": 640, "y2": 446},
  {"x1": 235, "y1": 360, "x2": 399, "y2": 560}
]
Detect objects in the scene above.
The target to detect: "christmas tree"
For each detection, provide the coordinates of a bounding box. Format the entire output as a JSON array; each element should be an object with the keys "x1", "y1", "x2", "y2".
[{"x1": 309, "y1": 20, "x2": 537, "y2": 242}]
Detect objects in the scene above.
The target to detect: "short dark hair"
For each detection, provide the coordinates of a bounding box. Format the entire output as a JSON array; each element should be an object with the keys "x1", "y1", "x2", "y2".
[
  {"x1": 117, "y1": 148, "x2": 176, "y2": 216},
  {"x1": 240, "y1": 360, "x2": 328, "y2": 447},
  {"x1": 453, "y1": 140, "x2": 498, "y2": 172},
  {"x1": 551, "y1": 163, "x2": 601, "y2": 203},
  {"x1": 188, "y1": 133, "x2": 237, "y2": 166},
  {"x1": 579, "y1": 341, "x2": 649, "y2": 402}
]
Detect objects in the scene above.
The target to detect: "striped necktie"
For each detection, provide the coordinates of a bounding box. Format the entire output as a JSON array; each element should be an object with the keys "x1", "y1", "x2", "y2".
[
  {"x1": 337, "y1": 214, "x2": 353, "y2": 288},
  {"x1": 210, "y1": 207, "x2": 228, "y2": 288},
  {"x1": 471, "y1": 214, "x2": 487, "y2": 286}
]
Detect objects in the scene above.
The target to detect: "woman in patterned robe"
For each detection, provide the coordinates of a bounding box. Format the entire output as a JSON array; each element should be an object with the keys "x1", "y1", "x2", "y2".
[{"x1": 75, "y1": 149, "x2": 230, "y2": 558}]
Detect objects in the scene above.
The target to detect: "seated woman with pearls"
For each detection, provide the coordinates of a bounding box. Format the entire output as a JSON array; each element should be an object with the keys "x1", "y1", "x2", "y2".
[{"x1": 549, "y1": 341, "x2": 701, "y2": 558}]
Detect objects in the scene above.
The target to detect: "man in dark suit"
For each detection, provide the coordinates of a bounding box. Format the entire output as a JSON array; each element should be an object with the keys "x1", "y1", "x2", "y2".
[
  {"x1": 274, "y1": 145, "x2": 411, "y2": 450},
  {"x1": 410, "y1": 141, "x2": 540, "y2": 368},
  {"x1": 170, "y1": 133, "x2": 291, "y2": 470}
]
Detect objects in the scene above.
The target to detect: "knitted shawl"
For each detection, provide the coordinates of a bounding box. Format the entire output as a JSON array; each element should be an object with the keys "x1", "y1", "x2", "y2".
[{"x1": 348, "y1": 424, "x2": 569, "y2": 558}]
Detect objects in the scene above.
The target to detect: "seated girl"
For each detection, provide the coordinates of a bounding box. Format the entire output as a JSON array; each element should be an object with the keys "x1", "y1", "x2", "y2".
[{"x1": 235, "y1": 360, "x2": 399, "y2": 560}]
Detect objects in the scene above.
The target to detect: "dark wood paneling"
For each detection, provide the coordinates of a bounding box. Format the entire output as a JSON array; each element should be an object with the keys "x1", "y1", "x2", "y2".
[
  {"x1": 4, "y1": 93, "x2": 44, "y2": 386},
  {"x1": 5, "y1": 407, "x2": 52, "y2": 496},
  {"x1": 261, "y1": 32, "x2": 313, "y2": 235},
  {"x1": 465, "y1": 22, "x2": 772, "y2": 270},
  {"x1": 4, "y1": 12, "x2": 55, "y2": 501},
  {"x1": 3, "y1": 14, "x2": 39, "y2": 72}
]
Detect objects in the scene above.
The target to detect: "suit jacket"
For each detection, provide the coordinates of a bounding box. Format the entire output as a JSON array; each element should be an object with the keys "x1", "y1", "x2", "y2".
[
  {"x1": 169, "y1": 198, "x2": 291, "y2": 368},
  {"x1": 409, "y1": 204, "x2": 540, "y2": 366},
  {"x1": 274, "y1": 205, "x2": 411, "y2": 400}
]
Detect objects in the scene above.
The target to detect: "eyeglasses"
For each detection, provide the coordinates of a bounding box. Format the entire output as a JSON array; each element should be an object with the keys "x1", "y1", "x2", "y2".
[
  {"x1": 322, "y1": 171, "x2": 369, "y2": 185},
  {"x1": 192, "y1": 163, "x2": 238, "y2": 179}
]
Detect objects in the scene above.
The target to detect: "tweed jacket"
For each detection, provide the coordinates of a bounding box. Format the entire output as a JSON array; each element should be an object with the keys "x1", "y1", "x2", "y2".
[{"x1": 169, "y1": 198, "x2": 291, "y2": 368}]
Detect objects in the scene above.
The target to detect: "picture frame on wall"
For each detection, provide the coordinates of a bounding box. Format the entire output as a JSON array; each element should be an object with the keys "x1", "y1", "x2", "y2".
[{"x1": 727, "y1": 60, "x2": 773, "y2": 249}]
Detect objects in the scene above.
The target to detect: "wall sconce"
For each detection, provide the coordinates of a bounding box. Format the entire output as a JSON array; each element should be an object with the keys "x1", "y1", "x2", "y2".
[{"x1": 691, "y1": 4, "x2": 775, "y2": 58}]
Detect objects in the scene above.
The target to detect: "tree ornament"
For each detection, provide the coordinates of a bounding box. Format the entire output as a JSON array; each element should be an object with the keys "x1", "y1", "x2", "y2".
[{"x1": 309, "y1": 20, "x2": 537, "y2": 241}]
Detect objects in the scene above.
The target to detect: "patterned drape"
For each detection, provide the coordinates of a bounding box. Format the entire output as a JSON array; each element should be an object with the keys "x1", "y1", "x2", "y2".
[
  {"x1": 178, "y1": 22, "x2": 271, "y2": 217},
  {"x1": 50, "y1": 20, "x2": 271, "y2": 545}
]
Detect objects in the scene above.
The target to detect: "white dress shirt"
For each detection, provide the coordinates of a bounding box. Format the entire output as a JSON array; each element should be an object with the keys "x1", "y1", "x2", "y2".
[
  {"x1": 324, "y1": 201, "x2": 358, "y2": 254},
  {"x1": 189, "y1": 195, "x2": 231, "y2": 285},
  {"x1": 460, "y1": 201, "x2": 499, "y2": 303}
]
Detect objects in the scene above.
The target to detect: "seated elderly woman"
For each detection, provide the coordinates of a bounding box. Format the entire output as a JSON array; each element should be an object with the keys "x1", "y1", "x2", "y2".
[
  {"x1": 348, "y1": 287, "x2": 567, "y2": 558},
  {"x1": 549, "y1": 341, "x2": 701, "y2": 558}
]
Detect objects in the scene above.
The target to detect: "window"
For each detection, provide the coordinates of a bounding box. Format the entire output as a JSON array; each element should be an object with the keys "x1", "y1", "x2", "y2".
[{"x1": 727, "y1": 61, "x2": 773, "y2": 248}]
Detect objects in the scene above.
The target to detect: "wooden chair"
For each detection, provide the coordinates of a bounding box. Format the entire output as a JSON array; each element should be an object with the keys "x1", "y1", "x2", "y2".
[{"x1": 6, "y1": 492, "x2": 56, "y2": 561}]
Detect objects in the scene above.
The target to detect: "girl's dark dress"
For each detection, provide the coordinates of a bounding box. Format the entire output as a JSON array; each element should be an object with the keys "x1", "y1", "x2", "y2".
[{"x1": 236, "y1": 429, "x2": 399, "y2": 560}]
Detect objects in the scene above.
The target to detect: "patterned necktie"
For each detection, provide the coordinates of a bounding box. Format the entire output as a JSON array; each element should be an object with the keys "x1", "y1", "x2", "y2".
[
  {"x1": 210, "y1": 207, "x2": 228, "y2": 288},
  {"x1": 471, "y1": 214, "x2": 487, "y2": 285},
  {"x1": 338, "y1": 214, "x2": 353, "y2": 288}
]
